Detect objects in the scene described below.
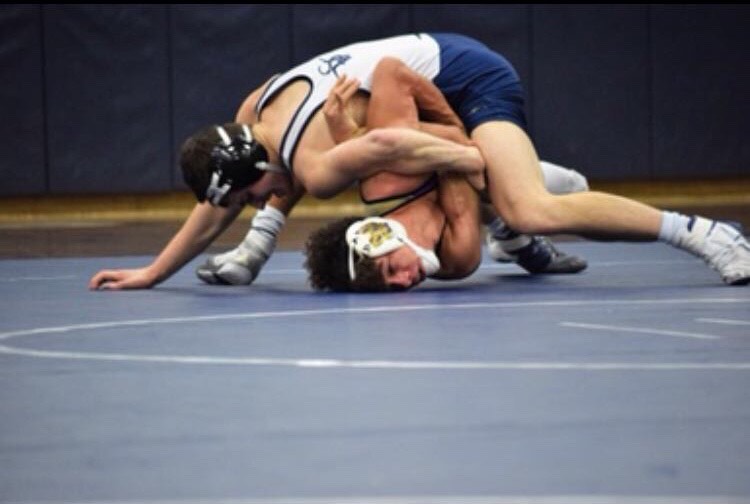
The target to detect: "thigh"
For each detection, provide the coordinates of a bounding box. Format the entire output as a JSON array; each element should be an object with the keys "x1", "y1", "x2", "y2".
[{"x1": 471, "y1": 120, "x2": 547, "y2": 215}]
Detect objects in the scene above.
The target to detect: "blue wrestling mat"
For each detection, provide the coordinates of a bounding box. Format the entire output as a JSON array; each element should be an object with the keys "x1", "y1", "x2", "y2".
[{"x1": 1, "y1": 242, "x2": 749, "y2": 503}]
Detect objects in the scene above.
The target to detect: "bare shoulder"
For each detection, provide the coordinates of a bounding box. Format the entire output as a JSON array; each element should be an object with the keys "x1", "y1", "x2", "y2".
[{"x1": 234, "y1": 76, "x2": 276, "y2": 123}]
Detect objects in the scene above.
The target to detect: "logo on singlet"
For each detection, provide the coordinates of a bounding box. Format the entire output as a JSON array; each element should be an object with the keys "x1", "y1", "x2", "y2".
[{"x1": 317, "y1": 54, "x2": 351, "y2": 77}]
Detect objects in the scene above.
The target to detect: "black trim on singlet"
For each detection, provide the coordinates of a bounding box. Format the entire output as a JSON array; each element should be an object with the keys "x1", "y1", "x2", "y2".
[
  {"x1": 255, "y1": 75, "x2": 315, "y2": 174},
  {"x1": 254, "y1": 74, "x2": 281, "y2": 120},
  {"x1": 285, "y1": 100, "x2": 323, "y2": 175},
  {"x1": 379, "y1": 174, "x2": 440, "y2": 217},
  {"x1": 361, "y1": 173, "x2": 439, "y2": 206}
]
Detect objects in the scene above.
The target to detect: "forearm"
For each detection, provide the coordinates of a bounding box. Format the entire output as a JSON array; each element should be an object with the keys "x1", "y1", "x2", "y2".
[
  {"x1": 310, "y1": 127, "x2": 483, "y2": 198},
  {"x1": 148, "y1": 203, "x2": 241, "y2": 283},
  {"x1": 376, "y1": 127, "x2": 482, "y2": 175},
  {"x1": 419, "y1": 121, "x2": 471, "y2": 146},
  {"x1": 352, "y1": 126, "x2": 481, "y2": 175},
  {"x1": 266, "y1": 180, "x2": 306, "y2": 215}
]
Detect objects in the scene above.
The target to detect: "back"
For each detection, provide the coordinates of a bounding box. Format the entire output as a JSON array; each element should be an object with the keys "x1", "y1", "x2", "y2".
[{"x1": 256, "y1": 34, "x2": 441, "y2": 173}]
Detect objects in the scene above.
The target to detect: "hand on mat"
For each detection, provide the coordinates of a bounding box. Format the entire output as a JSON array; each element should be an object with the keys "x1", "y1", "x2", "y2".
[
  {"x1": 89, "y1": 267, "x2": 157, "y2": 290},
  {"x1": 323, "y1": 74, "x2": 363, "y2": 144}
]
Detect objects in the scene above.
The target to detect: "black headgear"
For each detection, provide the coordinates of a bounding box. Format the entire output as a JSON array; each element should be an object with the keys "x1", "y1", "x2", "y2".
[{"x1": 204, "y1": 124, "x2": 285, "y2": 206}]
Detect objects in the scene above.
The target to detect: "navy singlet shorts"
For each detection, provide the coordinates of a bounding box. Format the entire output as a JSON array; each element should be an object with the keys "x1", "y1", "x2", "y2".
[{"x1": 429, "y1": 33, "x2": 527, "y2": 134}]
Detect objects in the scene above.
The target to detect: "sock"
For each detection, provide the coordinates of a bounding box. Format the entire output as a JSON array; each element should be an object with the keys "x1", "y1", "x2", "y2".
[
  {"x1": 487, "y1": 217, "x2": 531, "y2": 251},
  {"x1": 658, "y1": 211, "x2": 725, "y2": 260},
  {"x1": 539, "y1": 161, "x2": 589, "y2": 194},
  {"x1": 658, "y1": 211, "x2": 692, "y2": 247},
  {"x1": 239, "y1": 204, "x2": 286, "y2": 255}
]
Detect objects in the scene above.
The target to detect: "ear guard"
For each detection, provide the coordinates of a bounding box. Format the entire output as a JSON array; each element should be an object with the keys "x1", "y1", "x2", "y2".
[
  {"x1": 205, "y1": 124, "x2": 285, "y2": 206},
  {"x1": 345, "y1": 217, "x2": 441, "y2": 281}
]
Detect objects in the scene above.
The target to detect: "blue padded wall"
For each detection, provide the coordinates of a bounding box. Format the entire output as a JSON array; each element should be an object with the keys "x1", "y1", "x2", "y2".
[
  {"x1": 44, "y1": 5, "x2": 171, "y2": 194},
  {"x1": 291, "y1": 5, "x2": 411, "y2": 64},
  {"x1": 0, "y1": 5, "x2": 46, "y2": 196},
  {"x1": 651, "y1": 5, "x2": 750, "y2": 179},
  {"x1": 171, "y1": 5, "x2": 292, "y2": 189},
  {"x1": 1, "y1": 5, "x2": 748, "y2": 197},
  {"x1": 532, "y1": 5, "x2": 650, "y2": 180}
]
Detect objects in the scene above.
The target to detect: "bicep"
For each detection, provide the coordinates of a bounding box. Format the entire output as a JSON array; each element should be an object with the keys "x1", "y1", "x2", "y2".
[
  {"x1": 298, "y1": 137, "x2": 381, "y2": 199},
  {"x1": 433, "y1": 176, "x2": 482, "y2": 278},
  {"x1": 433, "y1": 223, "x2": 482, "y2": 280}
]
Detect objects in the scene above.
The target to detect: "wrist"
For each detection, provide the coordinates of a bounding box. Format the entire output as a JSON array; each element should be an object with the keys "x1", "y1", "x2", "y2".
[{"x1": 145, "y1": 264, "x2": 167, "y2": 286}]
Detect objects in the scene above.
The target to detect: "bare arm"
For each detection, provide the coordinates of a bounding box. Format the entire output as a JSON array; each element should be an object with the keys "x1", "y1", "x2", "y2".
[
  {"x1": 88, "y1": 202, "x2": 242, "y2": 290},
  {"x1": 431, "y1": 173, "x2": 482, "y2": 279},
  {"x1": 303, "y1": 59, "x2": 483, "y2": 199},
  {"x1": 323, "y1": 73, "x2": 469, "y2": 147},
  {"x1": 299, "y1": 127, "x2": 484, "y2": 199},
  {"x1": 368, "y1": 57, "x2": 464, "y2": 130}
]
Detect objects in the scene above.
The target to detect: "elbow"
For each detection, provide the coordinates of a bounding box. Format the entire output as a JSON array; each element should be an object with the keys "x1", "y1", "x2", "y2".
[
  {"x1": 299, "y1": 176, "x2": 335, "y2": 199},
  {"x1": 373, "y1": 57, "x2": 417, "y2": 92},
  {"x1": 374, "y1": 57, "x2": 407, "y2": 78},
  {"x1": 362, "y1": 128, "x2": 402, "y2": 159},
  {"x1": 296, "y1": 171, "x2": 339, "y2": 200},
  {"x1": 457, "y1": 247, "x2": 482, "y2": 278}
]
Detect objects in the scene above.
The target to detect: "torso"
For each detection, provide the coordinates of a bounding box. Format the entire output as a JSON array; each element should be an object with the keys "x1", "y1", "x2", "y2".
[
  {"x1": 244, "y1": 34, "x2": 479, "y2": 279},
  {"x1": 254, "y1": 33, "x2": 440, "y2": 175}
]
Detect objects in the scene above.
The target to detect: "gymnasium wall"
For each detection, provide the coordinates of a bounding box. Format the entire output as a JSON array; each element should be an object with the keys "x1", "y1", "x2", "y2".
[{"x1": 2, "y1": 4, "x2": 749, "y2": 197}]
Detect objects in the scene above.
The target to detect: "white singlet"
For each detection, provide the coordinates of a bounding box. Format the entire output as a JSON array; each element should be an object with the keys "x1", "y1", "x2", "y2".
[{"x1": 255, "y1": 33, "x2": 440, "y2": 172}]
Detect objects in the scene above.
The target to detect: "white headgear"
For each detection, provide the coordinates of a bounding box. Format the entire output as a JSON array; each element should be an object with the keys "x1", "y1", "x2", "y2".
[{"x1": 345, "y1": 217, "x2": 440, "y2": 281}]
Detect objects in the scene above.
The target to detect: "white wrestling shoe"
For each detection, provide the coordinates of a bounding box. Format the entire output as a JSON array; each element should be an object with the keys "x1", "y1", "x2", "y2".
[
  {"x1": 679, "y1": 218, "x2": 750, "y2": 285},
  {"x1": 196, "y1": 242, "x2": 272, "y2": 285},
  {"x1": 196, "y1": 205, "x2": 285, "y2": 286}
]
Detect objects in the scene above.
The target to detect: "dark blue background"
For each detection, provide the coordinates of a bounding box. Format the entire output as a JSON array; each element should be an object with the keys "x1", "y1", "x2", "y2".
[{"x1": 2, "y1": 4, "x2": 748, "y2": 196}]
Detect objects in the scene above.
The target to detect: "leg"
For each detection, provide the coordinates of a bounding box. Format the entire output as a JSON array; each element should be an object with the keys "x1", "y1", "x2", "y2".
[
  {"x1": 484, "y1": 159, "x2": 589, "y2": 273},
  {"x1": 474, "y1": 120, "x2": 662, "y2": 239},
  {"x1": 195, "y1": 187, "x2": 304, "y2": 285},
  {"x1": 474, "y1": 120, "x2": 750, "y2": 284}
]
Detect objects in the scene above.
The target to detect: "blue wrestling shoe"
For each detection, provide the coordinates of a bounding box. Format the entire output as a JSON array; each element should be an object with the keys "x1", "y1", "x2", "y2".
[{"x1": 487, "y1": 233, "x2": 588, "y2": 274}]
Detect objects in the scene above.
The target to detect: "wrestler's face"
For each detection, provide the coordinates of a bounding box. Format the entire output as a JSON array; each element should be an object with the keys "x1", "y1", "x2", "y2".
[
  {"x1": 374, "y1": 246, "x2": 427, "y2": 291},
  {"x1": 224, "y1": 171, "x2": 291, "y2": 209}
]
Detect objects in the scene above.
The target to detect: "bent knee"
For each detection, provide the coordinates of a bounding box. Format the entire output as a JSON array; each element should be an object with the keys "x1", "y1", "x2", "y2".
[{"x1": 496, "y1": 197, "x2": 562, "y2": 235}]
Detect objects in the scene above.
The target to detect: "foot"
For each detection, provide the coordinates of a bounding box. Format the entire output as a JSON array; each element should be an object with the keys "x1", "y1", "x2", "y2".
[
  {"x1": 681, "y1": 219, "x2": 750, "y2": 285},
  {"x1": 487, "y1": 234, "x2": 587, "y2": 274},
  {"x1": 195, "y1": 244, "x2": 271, "y2": 285}
]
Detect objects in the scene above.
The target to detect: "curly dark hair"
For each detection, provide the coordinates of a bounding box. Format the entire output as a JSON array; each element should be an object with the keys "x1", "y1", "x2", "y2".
[
  {"x1": 179, "y1": 122, "x2": 255, "y2": 203},
  {"x1": 304, "y1": 216, "x2": 391, "y2": 292}
]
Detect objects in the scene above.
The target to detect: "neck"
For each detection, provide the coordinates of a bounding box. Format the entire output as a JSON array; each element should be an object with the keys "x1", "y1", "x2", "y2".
[{"x1": 251, "y1": 125, "x2": 282, "y2": 167}]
